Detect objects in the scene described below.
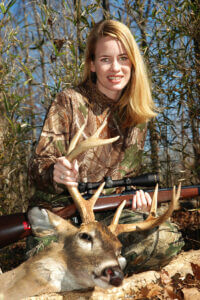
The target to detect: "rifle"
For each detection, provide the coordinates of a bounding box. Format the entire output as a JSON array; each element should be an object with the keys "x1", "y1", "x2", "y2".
[{"x1": 0, "y1": 173, "x2": 200, "y2": 248}]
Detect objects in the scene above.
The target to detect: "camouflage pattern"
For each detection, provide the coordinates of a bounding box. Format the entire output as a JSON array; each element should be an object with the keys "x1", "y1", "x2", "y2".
[
  {"x1": 101, "y1": 209, "x2": 184, "y2": 274},
  {"x1": 28, "y1": 80, "x2": 147, "y2": 197}
]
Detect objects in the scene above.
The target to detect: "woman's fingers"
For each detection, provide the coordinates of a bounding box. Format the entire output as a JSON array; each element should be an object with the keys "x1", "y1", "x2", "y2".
[
  {"x1": 132, "y1": 193, "x2": 137, "y2": 210},
  {"x1": 53, "y1": 157, "x2": 79, "y2": 187},
  {"x1": 144, "y1": 192, "x2": 152, "y2": 207},
  {"x1": 56, "y1": 156, "x2": 73, "y2": 169},
  {"x1": 73, "y1": 159, "x2": 79, "y2": 174},
  {"x1": 132, "y1": 190, "x2": 152, "y2": 212}
]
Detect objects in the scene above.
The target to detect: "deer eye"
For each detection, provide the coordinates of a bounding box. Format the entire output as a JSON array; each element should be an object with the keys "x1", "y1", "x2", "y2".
[{"x1": 79, "y1": 232, "x2": 93, "y2": 242}]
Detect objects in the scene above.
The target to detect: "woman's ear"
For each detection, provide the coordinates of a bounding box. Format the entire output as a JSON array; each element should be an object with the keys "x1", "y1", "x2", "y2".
[{"x1": 90, "y1": 60, "x2": 96, "y2": 72}]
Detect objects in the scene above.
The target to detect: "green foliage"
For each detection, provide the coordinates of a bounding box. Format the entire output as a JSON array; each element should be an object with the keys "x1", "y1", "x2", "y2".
[
  {"x1": 0, "y1": 0, "x2": 17, "y2": 15},
  {"x1": 0, "y1": 23, "x2": 32, "y2": 214}
]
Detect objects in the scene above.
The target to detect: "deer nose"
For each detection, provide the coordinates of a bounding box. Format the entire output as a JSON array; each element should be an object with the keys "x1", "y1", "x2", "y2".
[{"x1": 103, "y1": 266, "x2": 124, "y2": 287}]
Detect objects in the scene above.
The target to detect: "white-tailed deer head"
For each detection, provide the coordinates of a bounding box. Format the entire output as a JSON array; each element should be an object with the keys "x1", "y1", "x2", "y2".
[{"x1": 0, "y1": 119, "x2": 181, "y2": 299}]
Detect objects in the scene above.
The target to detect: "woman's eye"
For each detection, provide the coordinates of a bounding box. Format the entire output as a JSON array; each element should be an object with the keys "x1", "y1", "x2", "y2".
[
  {"x1": 120, "y1": 56, "x2": 128, "y2": 61},
  {"x1": 101, "y1": 57, "x2": 109, "y2": 62}
]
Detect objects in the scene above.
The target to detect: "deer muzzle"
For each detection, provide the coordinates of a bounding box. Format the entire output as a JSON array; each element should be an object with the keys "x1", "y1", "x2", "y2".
[{"x1": 101, "y1": 265, "x2": 124, "y2": 287}]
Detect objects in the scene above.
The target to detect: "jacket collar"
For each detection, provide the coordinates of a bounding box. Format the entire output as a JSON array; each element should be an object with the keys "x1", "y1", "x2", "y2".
[{"x1": 76, "y1": 80, "x2": 119, "y2": 109}]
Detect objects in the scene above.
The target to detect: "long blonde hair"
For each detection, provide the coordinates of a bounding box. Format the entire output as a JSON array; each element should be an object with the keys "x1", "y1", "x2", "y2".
[{"x1": 83, "y1": 19, "x2": 157, "y2": 127}]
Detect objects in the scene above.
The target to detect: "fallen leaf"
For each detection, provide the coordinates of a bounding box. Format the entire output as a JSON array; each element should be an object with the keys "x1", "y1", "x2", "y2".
[
  {"x1": 160, "y1": 269, "x2": 171, "y2": 285},
  {"x1": 191, "y1": 263, "x2": 200, "y2": 280}
]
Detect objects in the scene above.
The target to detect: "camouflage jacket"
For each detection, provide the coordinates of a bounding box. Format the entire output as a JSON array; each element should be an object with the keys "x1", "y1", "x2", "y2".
[{"x1": 29, "y1": 81, "x2": 147, "y2": 194}]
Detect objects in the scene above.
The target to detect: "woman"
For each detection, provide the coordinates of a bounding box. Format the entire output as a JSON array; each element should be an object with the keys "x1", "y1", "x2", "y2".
[
  {"x1": 28, "y1": 20, "x2": 184, "y2": 272},
  {"x1": 29, "y1": 20, "x2": 155, "y2": 210}
]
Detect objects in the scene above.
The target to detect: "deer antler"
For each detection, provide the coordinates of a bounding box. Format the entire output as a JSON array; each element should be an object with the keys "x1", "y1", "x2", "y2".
[
  {"x1": 108, "y1": 183, "x2": 181, "y2": 236},
  {"x1": 66, "y1": 118, "x2": 119, "y2": 224}
]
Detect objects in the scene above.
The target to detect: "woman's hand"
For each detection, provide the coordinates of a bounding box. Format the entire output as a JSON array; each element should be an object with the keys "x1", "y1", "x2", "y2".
[
  {"x1": 132, "y1": 190, "x2": 152, "y2": 212},
  {"x1": 53, "y1": 157, "x2": 79, "y2": 187}
]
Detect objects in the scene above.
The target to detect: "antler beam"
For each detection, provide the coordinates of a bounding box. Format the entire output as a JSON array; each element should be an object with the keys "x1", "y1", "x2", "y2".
[{"x1": 109, "y1": 183, "x2": 181, "y2": 236}]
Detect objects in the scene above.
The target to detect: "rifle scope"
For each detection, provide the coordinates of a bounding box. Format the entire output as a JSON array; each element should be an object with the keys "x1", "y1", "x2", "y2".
[{"x1": 78, "y1": 173, "x2": 160, "y2": 193}]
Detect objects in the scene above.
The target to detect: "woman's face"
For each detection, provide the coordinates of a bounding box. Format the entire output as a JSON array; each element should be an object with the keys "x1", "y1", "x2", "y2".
[{"x1": 90, "y1": 36, "x2": 132, "y2": 101}]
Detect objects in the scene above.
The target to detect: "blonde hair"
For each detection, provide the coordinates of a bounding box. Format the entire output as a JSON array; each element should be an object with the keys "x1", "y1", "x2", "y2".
[{"x1": 83, "y1": 19, "x2": 157, "y2": 127}]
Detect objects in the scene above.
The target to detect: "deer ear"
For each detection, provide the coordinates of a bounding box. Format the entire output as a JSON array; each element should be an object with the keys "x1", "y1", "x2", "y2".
[{"x1": 28, "y1": 207, "x2": 76, "y2": 237}]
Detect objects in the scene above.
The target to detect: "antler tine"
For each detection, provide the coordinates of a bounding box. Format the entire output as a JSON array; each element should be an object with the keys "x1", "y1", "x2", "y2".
[
  {"x1": 92, "y1": 112, "x2": 109, "y2": 138},
  {"x1": 67, "y1": 129, "x2": 119, "y2": 162},
  {"x1": 146, "y1": 183, "x2": 159, "y2": 219},
  {"x1": 65, "y1": 119, "x2": 119, "y2": 224},
  {"x1": 89, "y1": 182, "x2": 106, "y2": 209},
  {"x1": 67, "y1": 123, "x2": 86, "y2": 155},
  {"x1": 67, "y1": 182, "x2": 105, "y2": 224},
  {"x1": 109, "y1": 200, "x2": 126, "y2": 233},
  {"x1": 109, "y1": 183, "x2": 181, "y2": 236}
]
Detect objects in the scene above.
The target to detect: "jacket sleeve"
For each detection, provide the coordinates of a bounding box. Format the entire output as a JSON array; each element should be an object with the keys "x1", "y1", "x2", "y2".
[{"x1": 28, "y1": 91, "x2": 73, "y2": 194}]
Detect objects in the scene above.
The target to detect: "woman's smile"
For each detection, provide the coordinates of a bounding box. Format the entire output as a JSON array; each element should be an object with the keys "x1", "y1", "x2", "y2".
[{"x1": 107, "y1": 76, "x2": 124, "y2": 82}]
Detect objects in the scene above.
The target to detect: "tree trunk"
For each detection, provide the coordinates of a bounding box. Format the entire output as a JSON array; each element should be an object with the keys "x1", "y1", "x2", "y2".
[
  {"x1": 31, "y1": 0, "x2": 48, "y2": 107},
  {"x1": 102, "y1": 0, "x2": 110, "y2": 19},
  {"x1": 148, "y1": 119, "x2": 160, "y2": 173},
  {"x1": 133, "y1": 0, "x2": 161, "y2": 174},
  {"x1": 73, "y1": 0, "x2": 84, "y2": 84},
  {"x1": 23, "y1": 0, "x2": 36, "y2": 145},
  {"x1": 190, "y1": 0, "x2": 200, "y2": 179}
]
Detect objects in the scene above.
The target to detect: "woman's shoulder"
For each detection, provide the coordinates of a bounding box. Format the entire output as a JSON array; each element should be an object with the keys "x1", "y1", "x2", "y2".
[
  {"x1": 58, "y1": 85, "x2": 83, "y2": 99},
  {"x1": 50, "y1": 85, "x2": 89, "y2": 113},
  {"x1": 58, "y1": 84, "x2": 90, "y2": 106}
]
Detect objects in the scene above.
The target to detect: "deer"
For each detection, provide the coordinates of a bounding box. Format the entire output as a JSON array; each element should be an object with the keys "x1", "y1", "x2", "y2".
[{"x1": 0, "y1": 119, "x2": 181, "y2": 300}]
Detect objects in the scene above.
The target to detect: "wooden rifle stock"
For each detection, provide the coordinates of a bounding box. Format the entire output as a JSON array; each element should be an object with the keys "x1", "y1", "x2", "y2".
[
  {"x1": 56, "y1": 185, "x2": 200, "y2": 218},
  {"x1": 0, "y1": 185, "x2": 200, "y2": 248}
]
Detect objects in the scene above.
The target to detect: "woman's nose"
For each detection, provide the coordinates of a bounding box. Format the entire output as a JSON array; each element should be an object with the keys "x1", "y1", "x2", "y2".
[{"x1": 110, "y1": 59, "x2": 120, "y2": 71}]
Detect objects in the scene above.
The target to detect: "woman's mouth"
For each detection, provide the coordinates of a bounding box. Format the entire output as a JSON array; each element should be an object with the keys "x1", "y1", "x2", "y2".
[{"x1": 108, "y1": 76, "x2": 123, "y2": 82}]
